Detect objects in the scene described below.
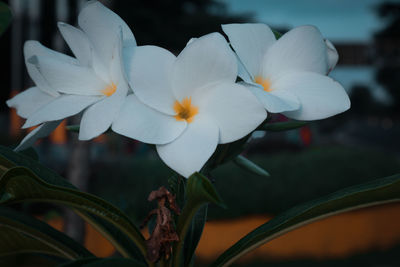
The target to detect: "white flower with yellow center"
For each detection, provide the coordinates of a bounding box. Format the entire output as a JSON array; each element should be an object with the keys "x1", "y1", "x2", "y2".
[
  {"x1": 7, "y1": 1, "x2": 135, "y2": 150},
  {"x1": 222, "y1": 23, "x2": 350, "y2": 120},
  {"x1": 112, "y1": 33, "x2": 267, "y2": 177}
]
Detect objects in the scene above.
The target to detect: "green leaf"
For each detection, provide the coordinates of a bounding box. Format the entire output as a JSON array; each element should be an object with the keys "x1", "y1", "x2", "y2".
[
  {"x1": 0, "y1": 154, "x2": 14, "y2": 177},
  {"x1": 172, "y1": 173, "x2": 225, "y2": 267},
  {"x1": 19, "y1": 147, "x2": 39, "y2": 161},
  {"x1": 185, "y1": 173, "x2": 225, "y2": 209},
  {"x1": 261, "y1": 120, "x2": 308, "y2": 132},
  {"x1": 0, "y1": 226, "x2": 64, "y2": 258},
  {"x1": 76, "y1": 213, "x2": 145, "y2": 263},
  {"x1": 0, "y1": 206, "x2": 92, "y2": 259},
  {"x1": 211, "y1": 173, "x2": 400, "y2": 266},
  {"x1": 60, "y1": 258, "x2": 146, "y2": 267},
  {"x1": 0, "y1": 146, "x2": 75, "y2": 189},
  {"x1": 0, "y1": 146, "x2": 145, "y2": 262},
  {"x1": 0, "y1": 2, "x2": 11, "y2": 36},
  {"x1": 66, "y1": 125, "x2": 80, "y2": 133},
  {"x1": 233, "y1": 155, "x2": 270, "y2": 177},
  {"x1": 0, "y1": 252, "x2": 61, "y2": 266},
  {"x1": 0, "y1": 166, "x2": 147, "y2": 262}
]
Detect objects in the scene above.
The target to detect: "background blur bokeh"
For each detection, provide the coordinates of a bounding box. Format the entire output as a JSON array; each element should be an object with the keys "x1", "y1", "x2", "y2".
[{"x1": 1, "y1": 0, "x2": 400, "y2": 266}]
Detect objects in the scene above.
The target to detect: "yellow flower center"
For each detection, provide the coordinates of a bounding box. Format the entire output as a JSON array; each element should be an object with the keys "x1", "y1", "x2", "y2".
[
  {"x1": 101, "y1": 82, "x2": 117, "y2": 96},
  {"x1": 173, "y1": 97, "x2": 199, "y2": 123},
  {"x1": 254, "y1": 76, "x2": 273, "y2": 92}
]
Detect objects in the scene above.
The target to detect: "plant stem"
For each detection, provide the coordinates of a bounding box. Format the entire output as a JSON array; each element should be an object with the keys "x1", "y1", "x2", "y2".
[{"x1": 171, "y1": 201, "x2": 201, "y2": 267}]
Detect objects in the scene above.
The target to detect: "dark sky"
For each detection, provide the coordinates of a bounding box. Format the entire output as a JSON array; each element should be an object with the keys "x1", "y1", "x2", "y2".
[{"x1": 219, "y1": 0, "x2": 394, "y2": 42}]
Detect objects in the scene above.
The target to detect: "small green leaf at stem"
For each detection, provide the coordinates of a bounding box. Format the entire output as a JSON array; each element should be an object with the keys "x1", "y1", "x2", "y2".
[
  {"x1": 233, "y1": 155, "x2": 270, "y2": 177},
  {"x1": 185, "y1": 173, "x2": 226, "y2": 209}
]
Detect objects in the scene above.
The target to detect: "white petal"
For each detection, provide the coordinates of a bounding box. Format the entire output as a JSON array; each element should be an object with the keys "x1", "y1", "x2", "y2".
[
  {"x1": 186, "y1": 37, "x2": 197, "y2": 46},
  {"x1": 78, "y1": 0, "x2": 136, "y2": 67},
  {"x1": 172, "y1": 33, "x2": 237, "y2": 100},
  {"x1": 112, "y1": 95, "x2": 186, "y2": 144},
  {"x1": 222, "y1": 23, "x2": 276, "y2": 78},
  {"x1": 110, "y1": 29, "x2": 128, "y2": 87},
  {"x1": 92, "y1": 49, "x2": 111, "y2": 82},
  {"x1": 24, "y1": 40, "x2": 77, "y2": 64},
  {"x1": 276, "y1": 72, "x2": 350, "y2": 120},
  {"x1": 262, "y1": 26, "x2": 328, "y2": 80},
  {"x1": 156, "y1": 115, "x2": 219, "y2": 178},
  {"x1": 78, "y1": 86, "x2": 127, "y2": 140},
  {"x1": 15, "y1": 121, "x2": 62, "y2": 152},
  {"x1": 122, "y1": 43, "x2": 136, "y2": 79},
  {"x1": 24, "y1": 41, "x2": 77, "y2": 97},
  {"x1": 325, "y1": 39, "x2": 338, "y2": 73},
  {"x1": 6, "y1": 87, "x2": 55, "y2": 119},
  {"x1": 236, "y1": 54, "x2": 253, "y2": 83},
  {"x1": 243, "y1": 82, "x2": 300, "y2": 113},
  {"x1": 127, "y1": 45, "x2": 176, "y2": 115},
  {"x1": 199, "y1": 82, "x2": 267, "y2": 144},
  {"x1": 23, "y1": 95, "x2": 102, "y2": 128},
  {"x1": 28, "y1": 55, "x2": 107, "y2": 96},
  {"x1": 57, "y1": 22, "x2": 92, "y2": 67}
]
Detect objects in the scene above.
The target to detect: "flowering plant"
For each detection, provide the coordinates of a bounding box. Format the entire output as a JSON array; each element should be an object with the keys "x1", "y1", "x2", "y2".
[{"x1": 1, "y1": 1, "x2": 399, "y2": 267}]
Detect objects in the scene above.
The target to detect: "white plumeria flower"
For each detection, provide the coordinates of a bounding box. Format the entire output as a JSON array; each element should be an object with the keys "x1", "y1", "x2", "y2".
[
  {"x1": 7, "y1": 40, "x2": 69, "y2": 151},
  {"x1": 112, "y1": 33, "x2": 267, "y2": 177},
  {"x1": 7, "y1": 1, "x2": 135, "y2": 150},
  {"x1": 6, "y1": 43, "x2": 63, "y2": 152},
  {"x1": 222, "y1": 23, "x2": 350, "y2": 120}
]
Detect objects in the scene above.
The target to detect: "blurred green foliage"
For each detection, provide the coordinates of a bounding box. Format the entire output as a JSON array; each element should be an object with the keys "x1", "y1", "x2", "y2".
[
  {"x1": 0, "y1": 2, "x2": 11, "y2": 36},
  {"x1": 89, "y1": 146, "x2": 400, "y2": 222}
]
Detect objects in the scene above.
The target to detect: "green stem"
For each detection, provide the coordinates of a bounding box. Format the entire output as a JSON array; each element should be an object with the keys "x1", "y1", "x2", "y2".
[{"x1": 171, "y1": 201, "x2": 202, "y2": 267}]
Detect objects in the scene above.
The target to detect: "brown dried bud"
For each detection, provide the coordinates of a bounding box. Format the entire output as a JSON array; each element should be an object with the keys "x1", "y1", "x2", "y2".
[{"x1": 142, "y1": 186, "x2": 180, "y2": 262}]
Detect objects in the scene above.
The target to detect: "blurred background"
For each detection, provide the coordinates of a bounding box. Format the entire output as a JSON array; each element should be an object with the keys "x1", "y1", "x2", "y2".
[{"x1": 1, "y1": 0, "x2": 400, "y2": 266}]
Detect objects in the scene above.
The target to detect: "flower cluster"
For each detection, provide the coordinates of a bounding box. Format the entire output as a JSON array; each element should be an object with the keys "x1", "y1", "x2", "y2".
[{"x1": 7, "y1": 1, "x2": 350, "y2": 178}]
